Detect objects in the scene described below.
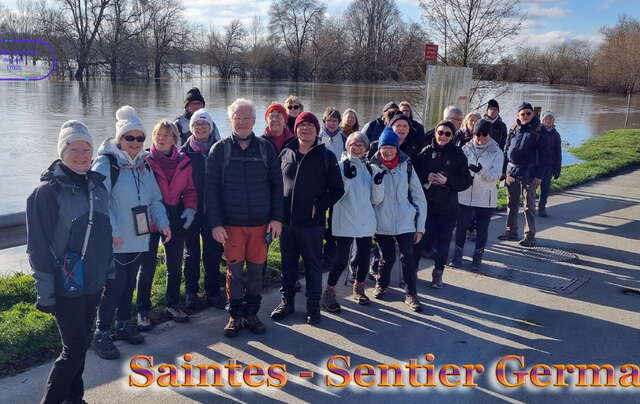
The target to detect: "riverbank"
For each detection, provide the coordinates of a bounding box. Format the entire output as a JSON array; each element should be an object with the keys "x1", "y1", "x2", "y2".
[{"x1": 0, "y1": 128, "x2": 638, "y2": 377}]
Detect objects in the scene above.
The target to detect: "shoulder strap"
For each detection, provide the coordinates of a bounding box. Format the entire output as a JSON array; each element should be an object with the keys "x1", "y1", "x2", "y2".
[
  {"x1": 365, "y1": 161, "x2": 373, "y2": 176},
  {"x1": 105, "y1": 154, "x2": 120, "y2": 188},
  {"x1": 80, "y1": 188, "x2": 94, "y2": 259},
  {"x1": 406, "y1": 160, "x2": 414, "y2": 204}
]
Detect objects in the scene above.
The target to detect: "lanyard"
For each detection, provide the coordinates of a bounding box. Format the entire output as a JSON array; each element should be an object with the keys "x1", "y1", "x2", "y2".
[{"x1": 131, "y1": 168, "x2": 142, "y2": 203}]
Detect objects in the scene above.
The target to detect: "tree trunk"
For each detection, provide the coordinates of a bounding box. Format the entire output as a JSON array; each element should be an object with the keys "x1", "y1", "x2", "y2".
[
  {"x1": 75, "y1": 61, "x2": 86, "y2": 80},
  {"x1": 154, "y1": 57, "x2": 161, "y2": 79}
]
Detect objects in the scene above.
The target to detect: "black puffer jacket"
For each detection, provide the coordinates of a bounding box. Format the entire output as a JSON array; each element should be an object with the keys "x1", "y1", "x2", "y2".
[
  {"x1": 280, "y1": 139, "x2": 345, "y2": 227},
  {"x1": 484, "y1": 115, "x2": 508, "y2": 150},
  {"x1": 415, "y1": 140, "x2": 473, "y2": 216},
  {"x1": 362, "y1": 117, "x2": 386, "y2": 143},
  {"x1": 205, "y1": 133, "x2": 284, "y2": 227},
  {"x1": 180, "y1": 141, "x2": 207, "y2": 215},
  {"x1": 26, "y1": 160, "x2": 113, "y2": 307}
]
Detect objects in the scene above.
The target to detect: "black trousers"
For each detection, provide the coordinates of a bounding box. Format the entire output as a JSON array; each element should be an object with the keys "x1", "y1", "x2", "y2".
[
  {"x1": 539, "y1": 166, "x2": 554, "y2": 209},
  {"x1": 323, "y1": 207, "x2": 337, "y2": 262},
  {"x1": 375, "y1": 233, "x2": 418, "y2": 295},
  {"x1": 280, "y1": 225, "x2": 324, "y2": 300},
  {"x1": 455, "y1": 205, "x2": 494, "y2": 251},
  {"x1": 328, "y1": 236, "x2": 372, "y2": 286},
  {"x1": 41, "y1": 292, "x2": 101, "y2": 404},
  {"x1": 97, "y1": 252, "x2": 144, "y2": 330},
  {"x1": 426, "y1": 211, "x2": 456, "y2": 272},
  {"x1": 183, "y1": 213, "x2": 223, "y2": 297},
  {"x1": 137, "y1": 225, "x2": 186, "y2": 312}
]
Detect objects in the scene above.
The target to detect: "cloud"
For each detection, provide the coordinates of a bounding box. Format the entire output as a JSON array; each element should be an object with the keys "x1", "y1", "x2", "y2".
[
  {"x1": 523, "y1": 4, "x2": 571, "y2": 19},
  {"x1": 522, "y1": 30, "x2": 604, "y2": 48},
  {"x1": 183, "y1": 0, "x2": 271, "y2": 28}
]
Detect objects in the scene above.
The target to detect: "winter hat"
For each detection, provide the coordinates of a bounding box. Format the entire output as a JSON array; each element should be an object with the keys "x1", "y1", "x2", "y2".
[
  {"x1": 265, "y1": 103, "x2": 288, "y2": 122},
  {"x1": 379, "y1": 127, "x2": 400, "y2": 148},
  {"x1": 184, "y1": 87, "x2": 205, "y2": 109},
  {"x1": 57, "y1": 120, "x2": 92, "y2": 158},
  {"x1": 294, "y1": 112, "x2": 320, "y2": 135},
  {"x1": 473, "y1": 119, "x2": 493, "y2": 136},
  {"x1": 487, "y1": 99, "x2": 499, "y2": 110},
  {"x1": 517, "y1": 102, "x2": 534, "y2": 113},
  {"x1": 435, "y1": 119, "x2": 457, "y2": 135},
  {"x1": 382, "y1": 102, "x2": 399, "y2": 113},
  {"x1": 115, "y1": 105, "x2": 145, "y2": 140},
  {"x1": 541, "y1": 111, "x2": 555, "y2": 121},
  {"x1": 189, "y1": 108, "x2": 215, "y2": 134},
  {"x1": 388, "y1": 113, "x2": 411, "y2": 128}
]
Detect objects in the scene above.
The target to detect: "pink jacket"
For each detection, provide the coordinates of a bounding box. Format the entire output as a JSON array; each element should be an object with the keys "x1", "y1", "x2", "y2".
[{"x1": 145, "y1": 152, "x2": 198, "y2": 211}]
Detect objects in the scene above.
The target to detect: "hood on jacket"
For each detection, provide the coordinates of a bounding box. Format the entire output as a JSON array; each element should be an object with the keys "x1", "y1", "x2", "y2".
[
  {"x1": 97, "y1": 137, "x2": 148, "y2": 166},
  {"x1": 41, "y1": 159, "x2": 105, "y2": 189}
]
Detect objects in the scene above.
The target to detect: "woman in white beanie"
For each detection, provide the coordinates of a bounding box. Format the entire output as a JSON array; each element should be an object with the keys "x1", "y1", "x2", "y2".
[
  {"x1": 27, "y1": 121, "x2": 113, "y2": 403},
  {"x1": 91, "y1": 105, "x2": 170, "y2": 360}
]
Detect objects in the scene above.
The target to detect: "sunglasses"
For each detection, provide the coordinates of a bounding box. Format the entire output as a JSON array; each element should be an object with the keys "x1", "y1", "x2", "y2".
[
  {"x1": 437, "y1": 130, "x2": 453, "y2": 137},
  {"x1": 287, "y1": 105, "x2": 300, "y2": 110},
  {"x1": 123, "y1": 135, "x2": 145, "y2": 142},
  {"x1": 519, "y1": 111, "x2": 533, "y2": 117}
]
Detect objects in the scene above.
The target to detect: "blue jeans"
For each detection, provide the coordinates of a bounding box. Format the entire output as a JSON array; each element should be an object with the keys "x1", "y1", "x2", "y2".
[{"x1": 280, "y1": 225, "x2": 325, "y2": 300}]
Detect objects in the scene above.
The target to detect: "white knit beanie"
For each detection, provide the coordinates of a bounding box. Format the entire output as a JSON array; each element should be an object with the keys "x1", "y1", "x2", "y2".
[
  {"x1": 541, "y1": 111, "x2": 555, "y2": 121},
  {"x1": 57, "y1": 120, "x2": 93, "y2": 158},
  {"x1": 189, "y1": 108, "x2": 214, "y2": 134},
  {"x1": 115, "y1": 105, "x2": 145, "y2": 140}
]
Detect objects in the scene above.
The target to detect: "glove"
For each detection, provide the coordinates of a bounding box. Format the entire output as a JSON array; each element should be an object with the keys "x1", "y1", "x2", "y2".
[
  {"x1": 343, "y1": 160, "x2": 357, "y2": 179},
  {"x1": 36, "y1": 302, "x2": 56, "y2": 314},
  {"x1": 373, "y1": 170, "x2": 387, "y2": 185},
  {"x1": 468, "y1": 163, "x2": 482, "y2": 173},
  {"x1": 181, "y1": 208, "x2": 196, "y2": 229}
]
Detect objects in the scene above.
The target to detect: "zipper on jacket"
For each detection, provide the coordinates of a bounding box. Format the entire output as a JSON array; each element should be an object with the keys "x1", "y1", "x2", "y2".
[{"x1": 289, "y1": 145, "x2": 319, "y2": 226}]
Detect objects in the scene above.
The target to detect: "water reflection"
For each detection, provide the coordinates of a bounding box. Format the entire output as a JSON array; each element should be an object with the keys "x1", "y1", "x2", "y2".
[{"x1": 0, "y1": 79, "x2": 637, "y2": 215}]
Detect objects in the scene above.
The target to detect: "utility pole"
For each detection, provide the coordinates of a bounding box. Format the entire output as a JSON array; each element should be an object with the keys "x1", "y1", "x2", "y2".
[{"x1": 624, "y1": 89, "x2": 632, "y2": 129}]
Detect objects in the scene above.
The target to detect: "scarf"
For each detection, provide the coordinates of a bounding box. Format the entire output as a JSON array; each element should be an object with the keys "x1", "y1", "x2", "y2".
[
  {"x1": 151, "y1": 144, "x2": 179, "y2": 181},
  {"x1": 484, "y1": 114, "x2": 499, "y2": 124},
  {"x1": 188, "y1": 134, "x2": 215, "y2": 155},
  {"x1": 382, "y1": 154, "x2": 400, "y2": 170},
  {"x1": 265, "y1": 127, "x2": 294, "y2": 152}
]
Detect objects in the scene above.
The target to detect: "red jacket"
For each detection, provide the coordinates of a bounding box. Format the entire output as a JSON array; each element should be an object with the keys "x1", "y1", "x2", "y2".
[{"x1": 145, "y1": 151, "x2": 197, "y2": 211}]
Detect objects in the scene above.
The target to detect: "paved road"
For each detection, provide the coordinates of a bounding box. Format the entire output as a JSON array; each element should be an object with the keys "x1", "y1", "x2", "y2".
[{"x1": 1, "y1": 170, "x2": 639, "y2": 403}]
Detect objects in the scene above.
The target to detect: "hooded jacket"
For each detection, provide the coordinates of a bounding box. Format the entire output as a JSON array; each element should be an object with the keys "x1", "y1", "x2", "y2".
[
  {"x1": 331, "y1": 157, "x2": 384, "y2": 237},
  {"x1": 27, "y1": 160, "x2": 113, "y2": 307},
  {"x1": 369, "y1": 151, "x2": 428, "y2": 235},
  {"x1": 458, "y1": 138, "x2": 504, "y2": 208},
  {"x1": 415, "y1": 139, "x2": 473, "y2": 216},
  {"x1": 503, "y1": 116, "x2": 543, "y2": 180},
  {"x1": 280, "y1": 139, "x2": 345, "y2": 227},
  {"x1": 92, "y1": 138, "x2": 169, "y2": 253}
]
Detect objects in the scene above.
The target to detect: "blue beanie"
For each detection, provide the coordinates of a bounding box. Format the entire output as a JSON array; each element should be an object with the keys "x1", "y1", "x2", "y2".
[
  {"x1": 518, "y1": 102, "x2": 533, "y2": 112},
  {"x1": 379, "y1": 127, "x2": 399, "y2": 148}
]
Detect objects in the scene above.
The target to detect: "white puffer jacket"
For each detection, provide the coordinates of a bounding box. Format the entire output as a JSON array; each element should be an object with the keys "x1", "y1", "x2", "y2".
[{"x1": 458, "y1": 138, "x2": 504, "y2": 208}]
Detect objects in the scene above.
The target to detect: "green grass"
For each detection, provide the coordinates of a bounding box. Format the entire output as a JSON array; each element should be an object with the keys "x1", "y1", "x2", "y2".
[{"x1": 496, "y1": 129, "x2": 640, "y2": 209}]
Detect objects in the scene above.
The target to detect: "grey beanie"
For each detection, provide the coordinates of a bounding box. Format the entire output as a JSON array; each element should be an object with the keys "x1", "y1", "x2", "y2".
[
  {"x1": 57, "y1": 120, "x2": 93, "y2": 158},
  {"x1": 541, "y1": 111, "x2": 555, "y2": 121}
]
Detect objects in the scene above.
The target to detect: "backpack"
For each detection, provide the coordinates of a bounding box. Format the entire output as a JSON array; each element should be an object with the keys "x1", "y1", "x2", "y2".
[
  {"x1": 221, "y1": 137, "x2": 271, "y2": 185},
  {"x1": 105, "y1": 154, "x2": 120, "y2": 188}
]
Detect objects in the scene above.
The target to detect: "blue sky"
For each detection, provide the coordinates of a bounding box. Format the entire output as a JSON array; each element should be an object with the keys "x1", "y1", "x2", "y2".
[{"x1": 2, "y1": 0, "x2": 638, "y2": 49}]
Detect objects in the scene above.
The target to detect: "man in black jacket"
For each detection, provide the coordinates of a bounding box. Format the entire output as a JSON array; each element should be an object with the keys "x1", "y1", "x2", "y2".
[
  {"x1": 206, "y1": 98, "x2": 284, "y2": 338},
  {"x1": 270, "y1": 112, "x2": 345, "y2": 325},
  {"x1": 361, "y1": 102, "x2": 399, "y2": 143},
  {"x1": 484, "y1": 99, "x2": 508, "y2": 150}
]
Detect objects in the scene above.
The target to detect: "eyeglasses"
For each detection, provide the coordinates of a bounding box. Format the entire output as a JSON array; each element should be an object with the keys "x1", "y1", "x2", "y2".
[
  {"x1": 519, "y1": 111, "x2": 533, "y2": 117},
  {"x1": 123, "y1": 135, "x2": 145, "y2": 142},
  {"x1": 437, "y1": 130, "x2": 453, "y2": 137},
  {"x1": 287, "y1": 105, "x2": 300, "y2": 110}
]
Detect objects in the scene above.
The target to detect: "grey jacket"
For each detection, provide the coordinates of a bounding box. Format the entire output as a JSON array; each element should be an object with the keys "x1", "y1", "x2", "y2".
[
  {"x1": 92, "y1": 138, "x2": 169, "y2": 253},
  {"x1": 27, "y1": 160, "x2": 113, "y2": 307}
]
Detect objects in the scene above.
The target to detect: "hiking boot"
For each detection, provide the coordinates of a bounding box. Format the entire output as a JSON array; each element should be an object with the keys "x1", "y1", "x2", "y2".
[
  {"x1": 92, "y1": 330, "x2": 120, "y2": 360},
  {"x1": 206, "y1": 294, "x2": 227, "y2": 310},
  {"x1": 114, "y1": 320, "x2": 145, "y2": 344},
  {"x1": 185, "y1": 293, "x2": 200, "y2": 311},
  {"x1": 166, "y1": 306, "x2": 189, "y2": 323},
  {"x1": 223, "y1": 317, "x2": 243, "y2": 337},
  {"x1": 431, "y1": 269, "x2": 443, "y2": 289},
  {"x1": 306, "y1": 299, "x2": 321, "y2": 325},
  {"x1": 471, "y1": 249, "x2": 483, "y2": 271},
  {"x1": 137, "y1": 312, "x2": 152, "y2": 331},
  {"x1": 498, "y1": 231, "x2": 519, "y2": 241},
  {"x1": 538, "y1": 208, "x2": 548, "y2": 217},
  {"x1": 244, "y1": 314, "x2": 266, "y2": 334},
  {"x1": 519, "y1": 236, "x2": 536, "y2": 247},
  {"x1": 449, "y1": 246, "x2": 463, "y2": 268},
  {"x1": 352, "y1": 281, "x2": 370, "y2": 305},
  {"x1": 322, "y1": 288, "x2": 341, "y2": 313},
  {"x1": 270, "y1": 297, "x2": 295, "y2": 320},
  {"x1": 373, "y1": 284, "x2": 385, "y2": 299},
  {"x1": 405, "y1": 294, "x2": 423, "y2": 312}
]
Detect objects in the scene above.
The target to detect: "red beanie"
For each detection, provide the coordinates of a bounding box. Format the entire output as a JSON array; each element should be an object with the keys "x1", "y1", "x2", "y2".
[
  {"x1": 264, "y1": 103, "x2": 288, "y2": 122},
  {"x1": 294, "y1": 112, "x2": 320, "y2": 135}
]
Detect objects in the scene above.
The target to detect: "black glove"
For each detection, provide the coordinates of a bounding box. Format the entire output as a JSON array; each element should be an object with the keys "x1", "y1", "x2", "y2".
[
  {"x1": 36, "y1": 302, "x2": 56, "y2": 314},
  {"x1": 468, "y1": 163, "x2": 482, "y2": 173},
  {"x1": 343, "y1": 160, "x2": 357, "y2": 179},
  {"x1": 373, "y1": 170, "x2": 387, "y2": 185}
]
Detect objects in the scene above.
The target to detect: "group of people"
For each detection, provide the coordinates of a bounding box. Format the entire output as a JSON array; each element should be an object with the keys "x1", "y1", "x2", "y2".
[{"x1": 26, "y1": 87, "x2": 562, "y2": 403}]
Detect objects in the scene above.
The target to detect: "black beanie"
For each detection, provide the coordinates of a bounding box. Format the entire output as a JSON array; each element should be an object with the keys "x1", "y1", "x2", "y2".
[
  {"x1": 474, "y1": 119, "x2": 493, "y2": 136},
  {"x1": 388, "y1": 113, "x2": 411, "y2": 128},
  {"x1": 382, "y1": 102, "x2": 399, "y2": 113},
  {"x1": 184, "y1": 87, "x2": 205, "y2": 109},
  {"x1": 488, "y1": 99, "x2": 499, "y2": 110},
  {"x1": 517, "y1": 102, "x2": 533, "y2": 113},
  {"x1": 435, "y1": 120, "x2": 457, "y2": 134}
]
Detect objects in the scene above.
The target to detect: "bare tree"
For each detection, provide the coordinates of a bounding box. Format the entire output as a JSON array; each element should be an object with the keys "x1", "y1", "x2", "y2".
[
  {"x1": 538, "y1": 45, "x2": 571, "y2": 85},
  {"x1": 593, "y1": 15, "x2": 640, "y2": 94},
  {"x1": 98, "y1": 0, "x2": 146, "y2": 78},
  {"x1": 139, "y1": 0, "x2": 186, "y2": 79},
  {"x1": 309, "y1": 19, "x2": 347, "y2": 80},
  {"x1": 268, "y1": 0, "x2": 325, "y2": 80},
  {"x1": 420, "y1": 0, "x2": 522, "y2": 66},
  {"x1": 207, "y1": 19, "x2": 247, "y2": 79}
]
